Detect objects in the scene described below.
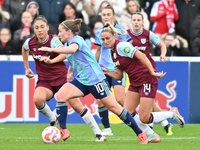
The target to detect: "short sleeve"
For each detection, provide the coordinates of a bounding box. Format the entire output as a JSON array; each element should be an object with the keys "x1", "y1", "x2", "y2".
[
  {"x1": 50, "y1": 37, "x2": 64, "y2": 48},
  {"x1": 116, "y1": 42, "x2": 137, "y2": 58},
  {"x1": 70, "y1": 36, "x2": 82, "y2": 51},
  {"x1": 94, "y1": 28, "x2": 102, "y2": 46},
  {"x1": 149, "y1": 31, "x2": 161, "y2": 46},
  {"x1": 24, "y1": 38, "x2": 30, "y2": 50}
]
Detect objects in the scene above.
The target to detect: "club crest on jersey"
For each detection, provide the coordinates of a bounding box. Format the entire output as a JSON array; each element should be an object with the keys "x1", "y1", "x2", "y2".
[
  {"x1": 141, "y1": 38, "x2": 146, "y2": 44},
  {"x1": 124, "y1": 47, "x2": 130, "y2": 54}
]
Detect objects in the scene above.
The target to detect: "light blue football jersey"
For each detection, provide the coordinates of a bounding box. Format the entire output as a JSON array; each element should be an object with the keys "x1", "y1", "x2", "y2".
[
  {"x1": 95, "y1": 24, "x2": 131, "y2": 72},
  {"x1": 66, "y1": 35, "x2": 106, "y2": 85}
]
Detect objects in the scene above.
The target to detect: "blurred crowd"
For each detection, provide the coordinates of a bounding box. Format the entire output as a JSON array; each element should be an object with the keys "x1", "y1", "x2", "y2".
[{"x1": 0, "y1": 0, "x2": 199, "y2": 56}]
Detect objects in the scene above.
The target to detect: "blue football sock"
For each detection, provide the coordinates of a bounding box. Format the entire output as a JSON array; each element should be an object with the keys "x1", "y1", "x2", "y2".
[
  {"x1": 119, "y1": 109, "x2": 142, "y2": 135},
  {"x1": 98, "y1": 106, "x2": 110, "y2": 128},
  {"x1": 56, "y1": 102, "x2": 68, "y2": 129}
]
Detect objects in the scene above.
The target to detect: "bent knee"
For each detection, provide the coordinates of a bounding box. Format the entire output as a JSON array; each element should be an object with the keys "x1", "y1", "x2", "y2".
[{"x1": 139, "y1": 115, "x2": 150, "y2": 124}]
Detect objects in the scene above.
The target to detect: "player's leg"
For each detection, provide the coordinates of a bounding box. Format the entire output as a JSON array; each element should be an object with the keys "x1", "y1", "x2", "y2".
[
  {"x1": 153, "y1": 102, "x2": 173, "y2": 135},
  {"x1": 100, "y1": 93, "x2": 148, "y2": 144},
  {"x1": 97, "y1": 75, "x2": 112, "y2": 135},
  {"x1": 124, "y1": 90, "x2": 160, "y2": 143},
  {"x1": 68, "y1": 98, "x2": 106, "y2": 141},
  {"x1": 139, "y1": 97, "x2": 185, "y2": 128},
  {"x1": 33, "y1": 86, "x2": 57, "y2": 125}
]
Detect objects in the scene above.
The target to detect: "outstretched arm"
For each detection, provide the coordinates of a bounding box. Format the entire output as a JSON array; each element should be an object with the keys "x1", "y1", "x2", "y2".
[
  {"x1": 134, "y1": 50, "x2": 167, "y2": 78},
  {"x1": 39, "y1": 54, "x2": 67, "y2": 64},
  {"x1": 101, "y1": 67, "x2": 123, "y2": 80},
  {"x1": 38, "y1": 43, "x2": 79, "y2": 54},
  {"x1": 158, "y1": 42, "x2": 167, "y2": 62},
  {"x1": 95, "y1": 46, "x2": 101, "y2": 62}
]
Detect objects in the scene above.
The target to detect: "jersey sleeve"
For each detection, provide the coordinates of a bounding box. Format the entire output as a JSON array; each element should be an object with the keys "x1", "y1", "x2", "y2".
[
  {"x1": 94, "y1": 28, "x2": 102, "y2": 46},
  {"x1": 116, "y1": 42, "x2": 137, "y2": 59},
  {"x1": 70, "y1": 37, "x2": 82, "y2": 51},
  {"x1": 50, "y1": 37, "x2": 64, "y2": 48},
  {"x1": 23, "y1": 38, "x2": 30, "y2": 51},
  {"x1": 149, "y1": 31, "x2": 161, "y2": 46}
]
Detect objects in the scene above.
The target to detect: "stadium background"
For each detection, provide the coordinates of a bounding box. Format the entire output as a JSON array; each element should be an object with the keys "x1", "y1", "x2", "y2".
[{"x1": 0, "y1": 56, "x2": 199, "y2": 124}]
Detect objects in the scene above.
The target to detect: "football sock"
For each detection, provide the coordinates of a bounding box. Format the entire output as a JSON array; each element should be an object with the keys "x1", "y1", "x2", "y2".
[
  {"x1": 119, "y1": 109, "x2": 142, "y2": 135},
  {"x1": 160, "y1": 119, "x2": 169, "y2": 127},
  {"x1": 98, "y1": 106, "x2": 110, "y2": 128},
  {"x1": 56, "y1": 102, "x2": 68, "y2": 129},
  {"x1": 151, "y1": 112, "x2": 173, "y2": 123},
  {"x1": 79, "y1": 107, "x2": 102, "y2": 135},
  {"x1": 132, "y1": 112, "x2": 154, "y2": 136},
  {"x1": 37, "y1": 102, "x2": 56, "y2": 122}
]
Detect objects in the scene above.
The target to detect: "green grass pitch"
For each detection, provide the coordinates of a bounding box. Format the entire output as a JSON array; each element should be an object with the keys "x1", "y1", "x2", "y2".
[{"x1": 0, "y1": 123, "x2": 199, "y2": 150}]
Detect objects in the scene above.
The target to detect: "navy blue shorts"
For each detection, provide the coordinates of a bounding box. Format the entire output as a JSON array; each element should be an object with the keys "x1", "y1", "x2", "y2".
[
  {"x1": 69, "y1": 79, "x2": 111, "y2": 99},
  {"x1": 105, "y1": 72, "x2": 126, "y2": 88}
]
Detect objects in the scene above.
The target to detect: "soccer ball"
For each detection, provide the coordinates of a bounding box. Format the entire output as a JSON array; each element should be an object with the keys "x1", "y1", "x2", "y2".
[{"x1": 41, "y1": 126, "x2": 61, "y2": 144}]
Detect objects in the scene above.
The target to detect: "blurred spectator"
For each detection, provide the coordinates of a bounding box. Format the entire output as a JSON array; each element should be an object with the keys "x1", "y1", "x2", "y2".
[
  {"x1": 94, "y1": 0, "x2": 126, "y2": 22},
  {"x1": 191, "y1": 26, "x2": 200, "y2": 56},
  {"x1": 25, "y1": 1, "x2": 39, "y2": 22},
  {"x1": 0, "y1": 28, "x2": 17, "y2": 54},
  {"x1": 88, "y1": 1, "x2": 110, "y2": 31},
  {"x1": 190, "y1": 12, "x2": 200, "y2": 47},
  {"x1": 175, "y1": 0, "x2": 200, "y2": 50},
  {"x1": 0, "y1": 4, "x2": 9, "y2": 30},
  {"x1": 154, "y1": 32, "x2": 191, "y2": 56},
  {"x1": 140, "y1": 0, "x2": 159, "y2": 30},
  {"x1": 0, "y1": 0, "x2": 5, "y2": 6},
  {"x1": 150, "y1": 0, "x2": 179, "y2": 37},
  {"x1": 120, "y1": 0, "x2": 149, "y2": 30},
  {"x1": 59, "y1": 2, "x2": 92, "y2": 41},
  {"x1": 90, "y1": 21, "x2": 104, "y2": 54},
  {"x1": 13, "y1": 11, "x2": 34, "y2": 54},
  {"x1": 2, "y1": 0, "x2": 32, "y2": 34},
  {"x1": 72, "y1": 0, "x2": 96, "y2": 24},
  {"x1": 36, "y1": 0, "x2": 70, "y2": 27}
]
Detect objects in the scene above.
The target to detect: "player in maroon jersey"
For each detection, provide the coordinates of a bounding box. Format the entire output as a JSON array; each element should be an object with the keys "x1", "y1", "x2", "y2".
[
  {"x1": 100, "y1": 22, "x2": 185, "y2": 135},
  {"x1": 127, "y1": 12, "x2": 173, "y2": 135},
  {"x1": 22, "y1": 15, "x2": 106, "y2": 142}
]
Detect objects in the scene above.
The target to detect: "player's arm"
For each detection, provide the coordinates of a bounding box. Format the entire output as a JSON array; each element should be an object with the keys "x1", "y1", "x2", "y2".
[
  {"x1": 95, "y1": 45, "x2": 101, "y2": 62},
  {"x1": 101, "y1": 67, "x2": 123, "y2": 80},
  {"x1": 158, "y1": 42, "x2": 167, "y2": 62},
  {"x1": 22, "y1": 45, "x2": 34, "y2": 78},
  {"x1": 38, "y1": 43, "x2": 79, "y2": 54},
  {"x1": 134, "y1": 50, "x2": 166, "y2": 78},
  {"x1": 40, "y1": 53, "x2": 66, "y2": 64},
  {"x1": 67, "y1": 66, "x2": 73, "y2": 82}
]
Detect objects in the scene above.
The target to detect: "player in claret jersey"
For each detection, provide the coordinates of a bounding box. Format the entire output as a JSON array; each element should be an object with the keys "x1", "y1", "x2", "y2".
[
  {"x1": 100, "y1": 22, "x2": 185, "y2": 141},
  {"x1": 127, "y1": 12, "x2": 173, "y2": 135},
  {"x1": 22, "y1": 15, "x2": 106, "y2": 142}
]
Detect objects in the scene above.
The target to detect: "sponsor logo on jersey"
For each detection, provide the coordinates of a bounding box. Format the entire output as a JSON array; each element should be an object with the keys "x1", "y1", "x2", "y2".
[
  {"x1": 55, "y1": 39, "x2": 62, "y2": 45},
  {"x1": 113, "y1": 61, "x2": 120, "y2": 67},
  {"x1": 134, "y1": 46, "x2": 147, "y2": 51},
  {"x1": 33, "y1": 54, "x2": 50, "y2": 60},
  {"x1": 124, "y1": 47, "x2": 130, "y2": 54}
]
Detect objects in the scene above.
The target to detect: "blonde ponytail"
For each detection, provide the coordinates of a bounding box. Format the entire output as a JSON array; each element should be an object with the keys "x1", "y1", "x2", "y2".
[{"x1": 103, "y1": 22, "x2": 127, "y2": 36}]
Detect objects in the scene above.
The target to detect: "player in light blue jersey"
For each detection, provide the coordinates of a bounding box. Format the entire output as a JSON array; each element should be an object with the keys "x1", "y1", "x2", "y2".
[
  {"x1": 94, "y1": 5, "x2": 131, "y2": 135},
  {"x1": 39, "y1": 18, "x2": 148, "y2": 144}
]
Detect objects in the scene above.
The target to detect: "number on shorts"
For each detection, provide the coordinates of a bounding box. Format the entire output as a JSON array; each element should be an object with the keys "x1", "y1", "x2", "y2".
[
  {"x1": 143, "y1": 83, "x2": 151, "y2": 93},
  {"x1": 94, "y1": 83, "x2": 104, "y2": 93}
]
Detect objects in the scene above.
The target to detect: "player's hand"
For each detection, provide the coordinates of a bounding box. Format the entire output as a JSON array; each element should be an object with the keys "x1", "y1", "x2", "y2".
[
  {"x1": 67, "y1": 72, "x2": 73, "y2": 82},
  {"x1": 25, "y1": 68, "x2": 34, "y2": 78},
  {"x1": 38, "y1": 47, "x2": 53, "y2": 52},
  {"x1": 159, "y1": 55, "x2": 167, "y2": 62},
  {"x1": 152, "y1": 71, "x2": 167, "y2": 79},
  {"x1": 39, "y1": 56, "x2": 52, "y2": 64},
  {"x1": 101, "y1": 67, "x2": 108, "y2": 74}
]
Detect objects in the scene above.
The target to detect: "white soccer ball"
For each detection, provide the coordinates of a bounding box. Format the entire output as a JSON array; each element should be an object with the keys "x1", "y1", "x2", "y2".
[{"x1": 41, "y1": 126, "x2": 61, "y2": 144}]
